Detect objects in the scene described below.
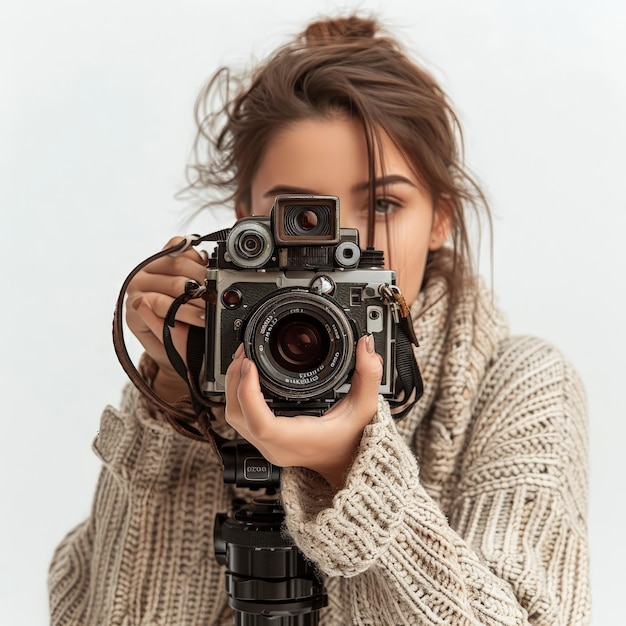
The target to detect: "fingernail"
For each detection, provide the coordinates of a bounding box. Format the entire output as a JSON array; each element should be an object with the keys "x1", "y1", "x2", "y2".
[
  {"x1": 234, "y1": 343, "x2": 244, "y2": 359},
  {"x1": 365, "y1": 334, "x2": 374, "y2": 354},
  {"x1": 241, "y1": 357, "x2": 251, "y2": 376}
]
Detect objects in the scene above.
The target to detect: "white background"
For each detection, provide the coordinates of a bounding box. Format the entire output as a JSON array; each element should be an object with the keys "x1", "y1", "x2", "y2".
[{"x1": 1, "y1": 1, "x2": 624, "y2": 623}]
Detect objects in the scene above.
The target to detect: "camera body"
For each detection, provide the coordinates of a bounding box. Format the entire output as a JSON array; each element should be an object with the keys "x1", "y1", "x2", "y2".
[{"x1": 202, "y1": 195, "x2": 398, "y2": 415}]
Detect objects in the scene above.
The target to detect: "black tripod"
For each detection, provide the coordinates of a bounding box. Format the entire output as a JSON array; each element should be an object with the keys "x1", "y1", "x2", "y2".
[{"x1": 214, "y1": 440, "x2": 328, "y2": 625}]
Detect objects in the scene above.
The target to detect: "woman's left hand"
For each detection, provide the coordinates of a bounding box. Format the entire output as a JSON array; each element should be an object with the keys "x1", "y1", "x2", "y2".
[{"x1": 224, "y1": 335, "x2": 384, "y2": 490}]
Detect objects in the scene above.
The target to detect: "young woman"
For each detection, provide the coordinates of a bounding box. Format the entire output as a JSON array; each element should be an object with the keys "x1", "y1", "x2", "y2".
[{"x1": 49, "y1": 15, "x2": 590, "y2": 625}]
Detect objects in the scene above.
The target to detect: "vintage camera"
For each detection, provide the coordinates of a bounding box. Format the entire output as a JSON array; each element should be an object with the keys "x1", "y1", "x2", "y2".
[{"x1": 202, "y1": 195, "x2": 399, "y2": 415}]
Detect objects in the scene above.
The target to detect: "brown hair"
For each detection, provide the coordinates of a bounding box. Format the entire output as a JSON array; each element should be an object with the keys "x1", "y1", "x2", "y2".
[{"x1": 185, "y1": 14, "x2": 491, "y2": 311}]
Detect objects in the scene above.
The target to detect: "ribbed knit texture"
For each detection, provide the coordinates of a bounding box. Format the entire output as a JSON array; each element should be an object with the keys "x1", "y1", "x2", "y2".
[{"x1": 48, "y1": 272, "x2": 590, "y2": 625}]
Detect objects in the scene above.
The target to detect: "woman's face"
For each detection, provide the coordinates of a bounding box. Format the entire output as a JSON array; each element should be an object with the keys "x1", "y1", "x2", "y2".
[{"x1": 245, "y1": 116, "x2": 448, "y2": 307}]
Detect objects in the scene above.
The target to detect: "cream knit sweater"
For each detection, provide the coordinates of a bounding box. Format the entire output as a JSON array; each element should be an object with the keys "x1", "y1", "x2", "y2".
[{"x1": 48, "y1": 272, "x2": 590, "y2": 625}]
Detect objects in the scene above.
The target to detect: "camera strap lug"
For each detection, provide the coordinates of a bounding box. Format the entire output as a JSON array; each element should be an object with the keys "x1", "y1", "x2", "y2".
[{"x1": 379, "y1": 284, "x2": 420, "y2": 347}]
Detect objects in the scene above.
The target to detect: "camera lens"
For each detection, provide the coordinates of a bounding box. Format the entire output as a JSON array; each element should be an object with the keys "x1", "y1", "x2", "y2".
[
  {"x1": 243, "y1": 290, "x2": 355, "y2": 400},
  {"x1": 271, "y1": 315, "x2": 329, "y2": 372}
]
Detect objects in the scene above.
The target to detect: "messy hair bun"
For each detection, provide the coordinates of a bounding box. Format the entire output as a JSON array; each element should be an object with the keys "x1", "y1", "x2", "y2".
[{"x1": 303, "y1": 16, "x2": 379, "y2": 43}]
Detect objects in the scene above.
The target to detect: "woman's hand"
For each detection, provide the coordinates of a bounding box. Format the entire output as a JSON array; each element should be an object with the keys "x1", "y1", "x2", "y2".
[
  {"x1": 125, "y1": 237, "x2": 208, "y2": 402},
  {"x1": 224, "y1": 335, "x2": 384, "y2": 490}
]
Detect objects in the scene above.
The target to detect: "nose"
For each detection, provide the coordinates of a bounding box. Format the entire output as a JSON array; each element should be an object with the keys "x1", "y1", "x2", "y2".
[
  {"x1": 336, "y1": 199, "x2": 363, "y2": 233},
  {"x1": 340, "y1": 215, "x2": 369, "y2": 249}
]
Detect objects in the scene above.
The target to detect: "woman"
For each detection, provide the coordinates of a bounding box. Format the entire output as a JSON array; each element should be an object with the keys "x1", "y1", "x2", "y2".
[{"x1": 49, "y1": 15, "x2": 590, "y2": 625}]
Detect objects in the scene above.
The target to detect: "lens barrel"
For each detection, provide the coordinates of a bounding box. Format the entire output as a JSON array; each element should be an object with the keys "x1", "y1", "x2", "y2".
[{"x1": 243, "y1": 290, "x2": 355, "y2": 401}]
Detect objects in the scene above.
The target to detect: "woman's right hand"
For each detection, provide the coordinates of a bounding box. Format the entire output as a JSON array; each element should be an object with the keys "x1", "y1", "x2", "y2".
[{"x1": 125, "y1": 237, "x2": 208, "y2": 403}]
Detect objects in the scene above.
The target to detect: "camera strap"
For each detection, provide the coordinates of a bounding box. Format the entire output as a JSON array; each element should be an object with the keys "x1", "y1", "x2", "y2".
[{"x1": 112, "y1": 232, "x2": 231, "y2": 452}]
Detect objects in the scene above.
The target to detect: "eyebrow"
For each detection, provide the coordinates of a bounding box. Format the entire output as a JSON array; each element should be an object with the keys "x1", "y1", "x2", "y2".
[
  {"x1": 353, "y1": 175, "x2": 418, "y2": 193},
  {"x1": 263, "y1": 175, "x2": 418, "y2": 198}
]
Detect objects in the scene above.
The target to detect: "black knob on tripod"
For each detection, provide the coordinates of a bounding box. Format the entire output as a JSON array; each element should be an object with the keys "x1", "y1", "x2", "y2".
[{"x1": 215, "y1": 495, "x2": 328, "y2": 625}]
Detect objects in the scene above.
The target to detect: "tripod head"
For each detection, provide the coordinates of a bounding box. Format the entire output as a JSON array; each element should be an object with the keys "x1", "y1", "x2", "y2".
[{"x1": 215, "y1": 440, "x2": 328, "y2": 625}]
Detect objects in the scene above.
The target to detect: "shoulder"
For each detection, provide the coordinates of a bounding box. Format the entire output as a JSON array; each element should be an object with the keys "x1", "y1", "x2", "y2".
[
  {"x1": 477, "y1": 334, "x2": 586, "y2": 416},
  {"x1": 460, "y1": 334, "x2": 588, "y2": 512}
]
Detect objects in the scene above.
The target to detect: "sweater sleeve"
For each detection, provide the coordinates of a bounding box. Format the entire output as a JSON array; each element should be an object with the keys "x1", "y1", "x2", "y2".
[
  {"x1": 48, "y1": 360, "x2": 237, "y2": 626},
  {"x1": 279, "y1": 337, "x2": 590, "y2": 625}
]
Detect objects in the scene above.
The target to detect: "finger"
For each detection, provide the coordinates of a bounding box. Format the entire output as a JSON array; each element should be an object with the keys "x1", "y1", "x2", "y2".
[
  {"x1": 125, "y1": 305, "x2": 166, "y2": 361},
  {"x1": 129, "y1": 297, "x2": 190, "y2": 362},
  {"x1": 161, "y1": 236, "x2": 209, "y2": 263},
  {"x1": 128, "y1": 291, "x2": 205, "y2": 328},
  {"x1": 236, "y1": 358, "x2": 283, "y2": 442},
  {"x1": 224, "y1": 344, "x2": 246, "y2": 426},
  {"x1": 355, "y1": 334, "x2": 385, "y2": 378},
  {"x1": 128, "y1": 273, "x2": 206, "y2": 311},
  {"x1": 161, "y1": 236, "x2": 209, "y2": 268},
  {"x1": 335, "y1": 335, "x2": 383, "y2": 421},
  {"x1": 140, "y1": 253, "x2": 208, "y2": 282},
  {"x1": 131, "y1": 237, "x2": 207, "y2": 284},
  {"x1": 224, "y1": 349, "x2": 272, "y2": 449},
  {"x1": 224, "y1": 344, "x2": 245, "y2": 398}
]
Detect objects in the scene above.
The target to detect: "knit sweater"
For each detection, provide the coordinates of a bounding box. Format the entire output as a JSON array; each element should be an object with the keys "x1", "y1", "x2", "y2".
[{"x1": 48, "y1": 272, "x2": 591, "y2": 625}]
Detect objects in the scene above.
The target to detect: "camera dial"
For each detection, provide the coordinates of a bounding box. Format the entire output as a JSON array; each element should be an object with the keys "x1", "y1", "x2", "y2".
[
  {"x1": 226, "y1": 218, "x2": 274, "y2": 268},
  {"x1": 334, "y1": 241, "x2": 361, "y2": 268}
]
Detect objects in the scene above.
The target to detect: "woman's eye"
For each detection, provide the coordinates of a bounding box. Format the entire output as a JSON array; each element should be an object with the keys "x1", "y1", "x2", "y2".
[{"x1": 374, "y1": 198, "x2": 400, "y2": 215}]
